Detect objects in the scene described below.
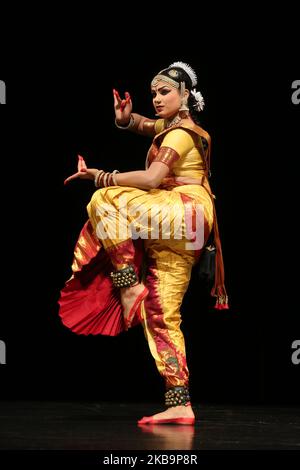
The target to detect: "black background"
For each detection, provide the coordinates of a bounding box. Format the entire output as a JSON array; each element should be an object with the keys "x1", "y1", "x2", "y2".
[{"x1": 0, "y1": 15, "x2": 299, "y2": 407}]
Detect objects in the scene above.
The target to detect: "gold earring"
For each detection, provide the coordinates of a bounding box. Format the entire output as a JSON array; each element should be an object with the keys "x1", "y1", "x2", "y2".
[{"x1": 179, "y1": 97, "x2": 189, "y2": 112}]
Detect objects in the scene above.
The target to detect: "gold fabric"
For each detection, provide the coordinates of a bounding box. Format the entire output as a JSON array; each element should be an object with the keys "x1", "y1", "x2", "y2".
[
  {"x1": 140, "y1": 242, "x2": 194, "y2": 388},
  {"x1": 87, "y1": 185, "x2": 212, "y2": 388},
  {"x1": 85, "y1": 118, "x2": 215, "y2": 387},
  {"x1": 152, "y1": 146, "x2": 180, "y2": 168},
  {"x1": 142, "y1": 119, "x2": 156, "y2": 135},
  {"x1": 87, "y1": 185, "x2": 213, "y2": 251},
  {"x1": 71, "y1": 221, "x2": 100, "y2": 274},
  {"x1": 150, "y1": 120, "x2": 210, "y2": 178}
]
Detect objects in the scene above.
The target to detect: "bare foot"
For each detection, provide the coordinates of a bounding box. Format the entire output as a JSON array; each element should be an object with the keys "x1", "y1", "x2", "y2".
[
  {"x1": 120, "y1": 283, "x2": 148, "y2": 327},
  {"x1": 149, "y1": 405, "x2": 195, "y2": 421}
]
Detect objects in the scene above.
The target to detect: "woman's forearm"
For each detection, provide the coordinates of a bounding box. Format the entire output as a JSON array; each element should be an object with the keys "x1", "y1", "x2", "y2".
[
  {"x1": 131, "y1": 113, "x2": 156, "y2": 136},
  {"x1": 115, "y1": 170, "x2": 153, "y2": 190},
  {"x1": 116, "y1": 113, "x2": 156, "y2": 137}
]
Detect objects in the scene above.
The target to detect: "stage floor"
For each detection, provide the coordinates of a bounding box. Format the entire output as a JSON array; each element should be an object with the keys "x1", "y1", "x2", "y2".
[{"x1": 0, "y1": 401, "x2": 299, "y2": 451}]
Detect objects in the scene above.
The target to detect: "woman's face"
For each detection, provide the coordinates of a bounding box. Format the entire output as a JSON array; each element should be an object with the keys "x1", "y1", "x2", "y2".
[{"x1": 151, "y1": 81, "x2": 182, "y2": 119}]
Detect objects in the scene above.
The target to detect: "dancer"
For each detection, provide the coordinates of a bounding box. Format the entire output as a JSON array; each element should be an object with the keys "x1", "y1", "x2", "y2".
[{"x1": 59, "y1": 61, "x2": 228, "y2": 425}]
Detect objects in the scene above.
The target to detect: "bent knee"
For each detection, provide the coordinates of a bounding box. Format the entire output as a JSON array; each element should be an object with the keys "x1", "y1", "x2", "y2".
[{"x1": 88, "y1": 188, "x2": 113, "y2": 211}]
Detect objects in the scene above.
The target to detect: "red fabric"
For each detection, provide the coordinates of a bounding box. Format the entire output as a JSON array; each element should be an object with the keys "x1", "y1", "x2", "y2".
[
  {"x1": 58, "y1": 239, "x2": 145, "y2": 336},
  {"x1": 214, "y1": 302, "x2": 229, "y2": 310}
]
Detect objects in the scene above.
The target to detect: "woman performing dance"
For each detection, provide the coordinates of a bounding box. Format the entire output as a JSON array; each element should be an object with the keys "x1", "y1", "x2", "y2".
[{"x1": 59, "y1": 61, "x2": 228, "y2": 425}]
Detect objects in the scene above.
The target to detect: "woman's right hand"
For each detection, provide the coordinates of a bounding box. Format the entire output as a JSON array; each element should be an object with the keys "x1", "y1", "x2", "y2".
[
  {"x1": 113, "y1": 89, "x2": 132, "y2": 125},
  {"x1": 63, "y1": 155, "x2": 98, "y2": 185}
]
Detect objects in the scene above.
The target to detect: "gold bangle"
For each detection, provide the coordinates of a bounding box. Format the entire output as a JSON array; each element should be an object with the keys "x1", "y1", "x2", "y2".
[
  {"x1": 94, "y1": 170, "x2": 104, "y2": 187},
  {"x1": 103, "y1": 172, "x2": 110, "y2": 187},
  {"x1": 114, "y1": 115, "x2": 135, "y2": 129},
  {"x1": 98, "y1": 172, "x2": 105, "y2": 187},
  {"x1": 111, "y1": 170, "x2": 120, "y2": 186}
]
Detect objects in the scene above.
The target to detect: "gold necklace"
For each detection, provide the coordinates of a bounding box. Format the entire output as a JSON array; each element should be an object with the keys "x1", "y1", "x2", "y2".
[{"x1": 165, "y1": 115, "x2": 182, "y2": 129}]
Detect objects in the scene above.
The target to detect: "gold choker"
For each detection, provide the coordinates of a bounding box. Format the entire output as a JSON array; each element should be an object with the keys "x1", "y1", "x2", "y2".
[{"x1": 165, "y1": 115, "x2": 182, "y2": 129}]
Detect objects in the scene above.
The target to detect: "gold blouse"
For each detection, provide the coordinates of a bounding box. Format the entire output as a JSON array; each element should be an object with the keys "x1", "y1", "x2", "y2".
[{"x1": 146, "y1": 119, "x2": 211, "y2": 180}]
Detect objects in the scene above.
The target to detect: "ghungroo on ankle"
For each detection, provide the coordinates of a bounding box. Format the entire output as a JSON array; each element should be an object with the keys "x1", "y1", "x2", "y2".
[
  {"x1": 165, "y1": 386, "x2": 191, "y2": 407},
  {"x1": 110, "y1": 265, "x2": 138, "y2": 288}
]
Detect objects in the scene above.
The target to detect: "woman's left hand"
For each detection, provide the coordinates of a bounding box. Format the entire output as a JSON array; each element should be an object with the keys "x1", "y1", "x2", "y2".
[{"x1": 64, "y1": 155, "x2": 99, "y2": 185}]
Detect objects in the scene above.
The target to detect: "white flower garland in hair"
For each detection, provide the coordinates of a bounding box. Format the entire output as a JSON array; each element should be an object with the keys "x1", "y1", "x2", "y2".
[
  {"x1": 168, "y1": 61, "x2": 198, "y2": 87},
  {"x1": 191, "y1": 88, "x2": 205, "y2": 112}
]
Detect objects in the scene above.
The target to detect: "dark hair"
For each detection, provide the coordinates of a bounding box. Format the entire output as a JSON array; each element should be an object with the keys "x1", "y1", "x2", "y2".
[
  {"x1": 188, "y1": 95, "x2": 202, "y2": 126},
  {"x1": 158, "y1": 66, "x2": 202, "y2": 126}
]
